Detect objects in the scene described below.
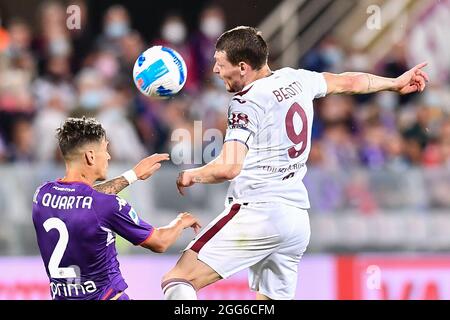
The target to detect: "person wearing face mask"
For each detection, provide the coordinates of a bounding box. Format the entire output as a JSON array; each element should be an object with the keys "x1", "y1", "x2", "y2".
[
  {"x1": 79, "y1": 88, "x2": 109, "y2": 111},
  {"x1": 192, "y1": 5, "x2": 227, "y2": 85},
  {"x1": 104, "y1": 5, "x2": 130, "y2": 39},
  {"x1": 75, "y1": 68, "x2": 111, "y2": 113},
  {"x1": 95, "y1": 5, "x2": 131, "y2": 54},
  {"x1": 48, "y1": 36, "x2": 71, "y2": 57},
  {"x1": 161, "y1": 15, "x2": 187, "y2": 46},
  {"x1": 301, "y1": 37, "x2": 343, "y2": 74},
  {"x1": 154, "y1": 14, "x2": 199, "y2": 93}
]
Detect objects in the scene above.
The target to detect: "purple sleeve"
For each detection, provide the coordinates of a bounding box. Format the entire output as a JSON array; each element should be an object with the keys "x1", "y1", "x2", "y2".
[{"x1": 94, "y1": 193, "x2": 154, "y2": 246}]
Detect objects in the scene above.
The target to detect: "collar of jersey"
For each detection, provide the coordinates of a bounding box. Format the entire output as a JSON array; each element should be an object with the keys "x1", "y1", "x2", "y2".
[
  {"x1": 239, "y1": 71, "x2": 274, "y2": 93},
  {"x1": 57, "y1": 179, "x2": 92, "y2": 188}
]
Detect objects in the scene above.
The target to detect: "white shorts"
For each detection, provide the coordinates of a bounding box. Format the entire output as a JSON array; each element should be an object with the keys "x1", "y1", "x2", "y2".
[{"x1": 185, "y1": 201, "x2": 310, "y2": 300}]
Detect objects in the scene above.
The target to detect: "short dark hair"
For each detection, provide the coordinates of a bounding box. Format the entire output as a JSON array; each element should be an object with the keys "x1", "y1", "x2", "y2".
[
  {"x1": 57, "y1": 117, "x2": 106, "y2": 158},
  {"x1": 216, "y1": 26, "x2": 268, "y2": 70}
]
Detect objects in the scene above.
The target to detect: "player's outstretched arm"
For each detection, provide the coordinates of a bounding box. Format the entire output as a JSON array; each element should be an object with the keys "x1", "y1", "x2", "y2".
[
  {"x1": 94, "y1": 153, "x2": 170, "y2": 194},
  {"x1": 140, "y1": 212, "x2": 201, "y2": 253},
  {"x1": 93, "y1": 176, "x2": 130, "y2": 195},
  {"x1": 323, "y1": 62, "x2": 429, "y2": 95},
  {"x1": 176, "y1": 141, "x2": 247, "y2": 196}
]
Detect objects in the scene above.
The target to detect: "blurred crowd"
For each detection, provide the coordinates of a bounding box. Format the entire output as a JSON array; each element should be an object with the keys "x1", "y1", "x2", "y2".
[
  {"x1": 0, "y1": 1, "x2": 230, "y2": 164},
  {"x1": 0, "y1": 0, "x2": 449, "y2": 173},
  {"x1": 302, "y1": 38, "x2": 450, "y2": 171}
]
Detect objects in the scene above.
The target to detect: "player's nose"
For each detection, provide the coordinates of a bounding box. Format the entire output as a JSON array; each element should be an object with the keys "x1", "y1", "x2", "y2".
[{"x1": 212, "y1": 63, "x2": 219, "y2": 74}]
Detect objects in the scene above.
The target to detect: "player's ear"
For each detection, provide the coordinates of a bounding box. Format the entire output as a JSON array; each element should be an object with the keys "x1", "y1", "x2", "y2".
[
  {"x1": 84, "y1": 150, "x2": 95, "y2": 166},
  {"x1": 239, "y1": 62, "x2": 246, "y2": 75}
]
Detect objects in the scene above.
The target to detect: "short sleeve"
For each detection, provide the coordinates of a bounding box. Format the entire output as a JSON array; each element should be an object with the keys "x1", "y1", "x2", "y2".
[
  {"x1": 297, "y1": 69, "x2": 328, "y2": 99},
  {"x1": 94, "y1": 194, "x2": 153, "y2": 246},
  {"x1": 224, "y1": 97, "x2": 262, "y2": 148}
]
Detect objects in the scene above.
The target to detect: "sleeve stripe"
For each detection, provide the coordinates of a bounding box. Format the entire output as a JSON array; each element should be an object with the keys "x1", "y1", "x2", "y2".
[
  {"x1": 245, "y1": 133, "x2": 253, "y2": 145},
  {"x1": 224, "y1": 139, "x2": 249, "y2": 149},
  {"x1": 137, "y1": 227, "x2": 155, "y2": 246},
  {"x1": 101, "y1": 288, "x2": 114, "y2": 300},
  {"x1": 228, "y1": 126, "x2": 253, "y2": 133}
]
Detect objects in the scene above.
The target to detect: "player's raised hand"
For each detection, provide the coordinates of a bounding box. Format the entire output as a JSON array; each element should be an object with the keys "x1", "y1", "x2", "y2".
[
  {"x1": 133, "y1": 153, "x2": 170, "y2": 180},
  {"x1": 177, "y1": 212, "x2": 202, "y2": 235},
  {"x1": 395, "y1": 62, "x2": 430, "y2": 95},
  {"x1": 176, "y1": 170, "x2": 195, "y2": 196}
]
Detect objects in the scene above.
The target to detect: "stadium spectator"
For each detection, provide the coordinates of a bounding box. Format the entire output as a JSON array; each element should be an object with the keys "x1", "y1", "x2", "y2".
[
  {"x1": 191, "y1": 5, "x2": 226, "y2": 84},
  {"x1": 6, "y1": 18, "x2": 33, "y2": 58},
  {"x1": 33, "y1": 1, "x2": 72, "y2": 63},
  {"x1": 7, "y1": 117, "x2": 35, "y2": 162},
  {"x1": 0, "y1": 3, "x2": 447, "y2": 178},
  {"x1": 96, "y1": 5, "x2": 131, "y2": 53},
  {"x1": 0, "y1": 133, "x2": 7, "y2": 163},
  {"x1": 96, "y1": 87, "x2": 147, "y2": 162},
  {"x1": 154, "y1": 14, "x2": 200, "y2": 93}
]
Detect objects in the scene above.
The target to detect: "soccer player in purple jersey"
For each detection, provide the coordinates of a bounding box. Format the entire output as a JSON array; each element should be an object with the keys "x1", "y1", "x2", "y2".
[{"x1": 32, "y1": 117, "x2": 201, "y2": 300}]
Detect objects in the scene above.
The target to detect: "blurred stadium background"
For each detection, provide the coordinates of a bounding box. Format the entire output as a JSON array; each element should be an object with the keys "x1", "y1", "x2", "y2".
[{"x1": 0, "y1": 0, "x2": 449, "y2": 299}]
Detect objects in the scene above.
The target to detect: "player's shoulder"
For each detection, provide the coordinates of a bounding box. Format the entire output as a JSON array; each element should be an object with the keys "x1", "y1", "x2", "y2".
[
  {"x1": 230, "y1": 76, "x2": 278, "y2": 110},
  {"x1": 234, "y1": 67, "x2": 300, "y2": 99},
  {"x1": 275, "y1": 66, "x2": 298, "y2": 74},
  {"x1": 33, "y1": 180, "x2": 76, "y2": 197},
  {"x1": 229, "y1": 86, "x2": 260, "y2": 111},
  {"x1": 91, "y1": 189, "x2": 117, "y2": 208},
  {"x1": 292, "y1": 67, "x2": 324, "y2": 80},
  {"x1": 35, "y1": 180, "x2": 53, "y2": 192},
  {"x1": 91, "y1": 191, "x2": 130, "y2": 215},
  {"x1": 32, "y1": 181, "x2": 54, "y2": 204}
]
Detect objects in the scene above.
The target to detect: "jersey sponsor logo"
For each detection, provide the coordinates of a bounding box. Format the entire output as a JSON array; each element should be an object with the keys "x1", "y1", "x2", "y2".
[
  {"x1": 128, "y1": 207, "x2": 140, "y2": 225},
  {"x1": 259, "y1": 162, "x2": 306, "y2": 174},
  {"x1": 50, "y1": 280, "x2": 97, "y2": 299},
  {"x1": 52, "y1": 186, "x2": 76, "y2": 192},
  {"x1": 228, "y1": 112, "x2": 249, "y2": 129},
  {"x1": 41, "y1": 193, "x2": 92, "y2": 210}
]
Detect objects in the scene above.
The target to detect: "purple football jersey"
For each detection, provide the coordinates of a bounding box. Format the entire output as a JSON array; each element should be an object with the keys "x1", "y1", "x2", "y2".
[{"x1": 32, "y1": 180, "x2": 153, "y2": 300}]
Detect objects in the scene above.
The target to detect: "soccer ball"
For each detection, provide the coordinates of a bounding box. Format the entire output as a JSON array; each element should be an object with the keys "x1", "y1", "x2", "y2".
[{"x1": 133, "y1": 46, "x2": 187, "y2": 98}]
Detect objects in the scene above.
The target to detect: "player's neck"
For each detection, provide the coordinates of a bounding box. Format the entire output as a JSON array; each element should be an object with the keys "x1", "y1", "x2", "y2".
[
  {"x1": 61, "y1": 164, "x2": 96, "y2": 186},
  {"x1": 244, "y1": 65, "x2": 272, "y2": 87}
]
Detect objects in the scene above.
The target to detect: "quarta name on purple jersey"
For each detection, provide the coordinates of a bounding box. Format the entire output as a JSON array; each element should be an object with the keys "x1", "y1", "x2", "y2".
[{"x1": 32, "y1": 180, "x2": 153, "y2": 300}]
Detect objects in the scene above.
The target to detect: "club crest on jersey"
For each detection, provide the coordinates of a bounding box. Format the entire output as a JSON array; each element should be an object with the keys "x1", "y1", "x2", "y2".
[{"x1": 228, "y1": 112, "x2": 249, "y2": 129}]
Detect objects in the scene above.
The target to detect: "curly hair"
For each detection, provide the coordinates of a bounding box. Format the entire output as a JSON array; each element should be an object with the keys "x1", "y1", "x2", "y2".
[{"x1": 56, "y1": 117, "x2": 106, "y2": 158}]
